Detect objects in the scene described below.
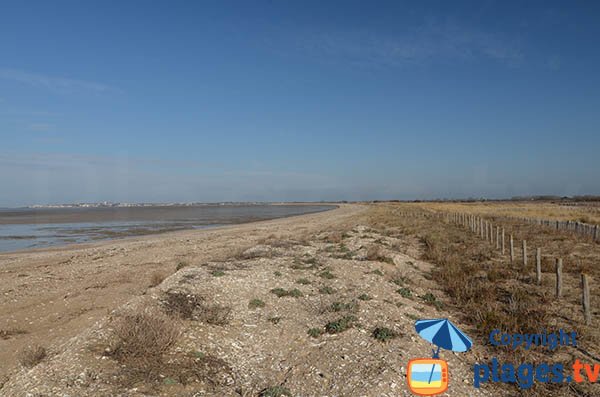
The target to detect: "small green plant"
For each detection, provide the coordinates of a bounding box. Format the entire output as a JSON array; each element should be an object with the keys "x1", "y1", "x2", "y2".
[
  {"x1": 329, "y1": 301, "x2": 358, "y2": 312},
  {"x1": 325, "y1": 315, "x2": 357, "y2": 334},
  {"x1": 406, "y1": 313, "x2": 419, "y2": 321},
  {"x1": 249, "y1": 298, "x2": 265, "y2": 309},
  {"x1": 307, "y1": 327, "x2": 323, "y2": 338},
  {"x1": 274, "y1": 271, "x2": 282, "y2": 277},
  {"x1": 319, "y1": 270, "x2": 335, "y2": 279},
  {"x1": 211, "y1": 269, "x2": 225, "y2": 277},
  {"x1": 191, "y1": 351, "x2": 205, "y2": 359},
  {"x1": 357, "y1": 293, "x2": 372, "y2": 301},
  {"x1": 270, "y1": 288, "x2": 303, "y2": 298},
  {"x1": 296, "y1": 278, "x2": 311, "y2": 285},
  {"x1": 370, "y1": 269, "x2": 384, "y2": 276},
  {"x1": 421, "y1": 293, "x2": 444, "y2": 309},
  {"x1": 268, "y1": 316, "x2": 281, "y2": 325},
  {"x1": 270, "y1": 288, "x2": 288, "y2": 297},
  {"x1": 319, "y1": 286, "x2": 335, "y2": 294},
  {"x1": 396, "y1": 287, "x2": 412, "y2": 298},
  {"x1": 421, "y1": 292, "x2": 436, "y2": 302},
  {"x1": 390, "y1": 275, "x2": 407, "y2": 286},
  {"x1": 259, "y1": 386, "x2": 292, "y2": 397},
  {"x1": 372, "y1": 327, "x2": 398, "y2": 342},
  {"x1": 163, "y1": 377, "x2": 178, "y2": 385}
]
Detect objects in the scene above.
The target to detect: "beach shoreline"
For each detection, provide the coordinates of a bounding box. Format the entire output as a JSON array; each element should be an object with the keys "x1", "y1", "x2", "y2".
[
  {"x1": 0, "y1": 203, "x2": 338, "y2": 254},
  {"x1": 0, "y1": 204, "x2": 357, "y2": 382}
]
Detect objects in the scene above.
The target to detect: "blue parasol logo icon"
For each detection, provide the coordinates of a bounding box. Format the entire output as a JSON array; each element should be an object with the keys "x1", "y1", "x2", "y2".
[
  {"x1": 415, "y1": 318, "x2": 473, "y2": 357},
  {"x1": 407, "y1": 318, "x2": 473, "y2": 395}
]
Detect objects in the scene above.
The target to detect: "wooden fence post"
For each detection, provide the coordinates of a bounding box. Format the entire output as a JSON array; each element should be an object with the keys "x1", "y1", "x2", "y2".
[
  {"x1": 496, "y1": 226, "x2": 500, "y2": 250},
  {"x1": 556, "y1": 258, "x2": 563, "y2": 298},
  {"x1": 522, "y1": 240, "x2": 527, "y2": 268},
  {"x1": 501, "y1": 228, "x2": 505, "y2": 255},
  {"x1": 510, "y1": 235, "x2": 514, "y2": 263},
  {"x1": 582, "y1": 274, "x2": 591, "y2": 325},
  {"x1": 536, "y1": 248, "x2": 542, "y2": 284}
]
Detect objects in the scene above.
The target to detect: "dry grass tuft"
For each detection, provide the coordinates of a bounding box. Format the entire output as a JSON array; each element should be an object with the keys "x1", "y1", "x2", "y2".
[
  {"x1": 149, "y1": 271, "x2": 167, "y2": 287},
  {"x1": 17, "y1": 344, "x2": 46, "y2": 368},
  {"x1": 324, "y1": 231, "x2": 343, "y2": 244},
  {"x1": 0, "y1": 328, "x2": 28, "y2": 340},
  {"x1": 107, "y1": 307, "x2": 234, "y2": 389},
  {"x1": 161, "y1": 290, "x2": 231, "y2": 325},
  {"x1": 365, "y1": 245, "x2": 392, "y2": 263},
  {"x1": 199, "y1": 304, "x2": 232, "y2": 325},
  {"x1": 176, "y1": 261, "x2": 189, "y2": 270},
  {"x1": 0, "y1": 374, "x2": 8, "y2": 389},
  {"x1": 109, "y1": 308, "x2": 180, "y2": 364},
  {"x1": 236, "y1": 246, "x2": 273, "y2": 260},
  {"x1": 259, "y1": 234, "x2": 308, "y2": 248},
  {"x1": 164, "y1": 352, "x2": 233, "y2": 388},
  {"x1": 162, "y1": 290, "x2": 205, "y2": 319}
]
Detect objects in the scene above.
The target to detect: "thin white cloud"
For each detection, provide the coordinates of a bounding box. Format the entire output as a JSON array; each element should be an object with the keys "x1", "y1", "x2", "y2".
[
  {"x1": 0, "y1": 68, "x2": 116, "y2": 93},
  {"x1": 27, "y1": 123, "x2": 53, "y2": 132},
  {"x1": 277, "y1": 21, "x2": 524, "y2": 68}
]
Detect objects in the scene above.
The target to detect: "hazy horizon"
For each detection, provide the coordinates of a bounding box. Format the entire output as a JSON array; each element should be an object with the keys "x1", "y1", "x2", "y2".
[
  {"x1": 2, "y1": 1, "x2": 600, "y2": 207},
  {"x1": 5, "y1": 193, "x2": 598, "y2": 209}
]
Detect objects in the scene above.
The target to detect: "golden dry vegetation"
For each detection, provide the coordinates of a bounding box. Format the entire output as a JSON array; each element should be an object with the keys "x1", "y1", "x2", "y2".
[
  {"x1": 411, "y1": 200, "x2": 600, "y2": 225},
  {"x1": 365, "y1": 202, "x2": 600, "y2": 396}
]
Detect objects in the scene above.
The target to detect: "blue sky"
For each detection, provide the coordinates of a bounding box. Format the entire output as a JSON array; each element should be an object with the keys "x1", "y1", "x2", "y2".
[{"x1": 1, "y1": 1, "x2": 600, "y2": 206}]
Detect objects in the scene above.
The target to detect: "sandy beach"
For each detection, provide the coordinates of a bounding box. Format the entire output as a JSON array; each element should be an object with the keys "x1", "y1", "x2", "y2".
[
  {"x1": 0, "y1": 205, "x2": 347, "y2": 377},
  {"x1": 1, "y1": 203, "x2": 498, "y2": 396}
]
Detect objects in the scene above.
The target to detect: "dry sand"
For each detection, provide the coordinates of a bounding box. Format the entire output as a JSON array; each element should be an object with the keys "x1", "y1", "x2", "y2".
[{"x1": 0, "y1": 204, "x2": 496, "y2": 396}]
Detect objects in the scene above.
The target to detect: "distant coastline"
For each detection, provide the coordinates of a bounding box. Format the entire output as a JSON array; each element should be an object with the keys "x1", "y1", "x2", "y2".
[
  {"x1": 0, "y1": 203, "x2": 336, "y2": 252},
  {"x1": 25, "y1": 201, "x2": 329, "y2": 209}
]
